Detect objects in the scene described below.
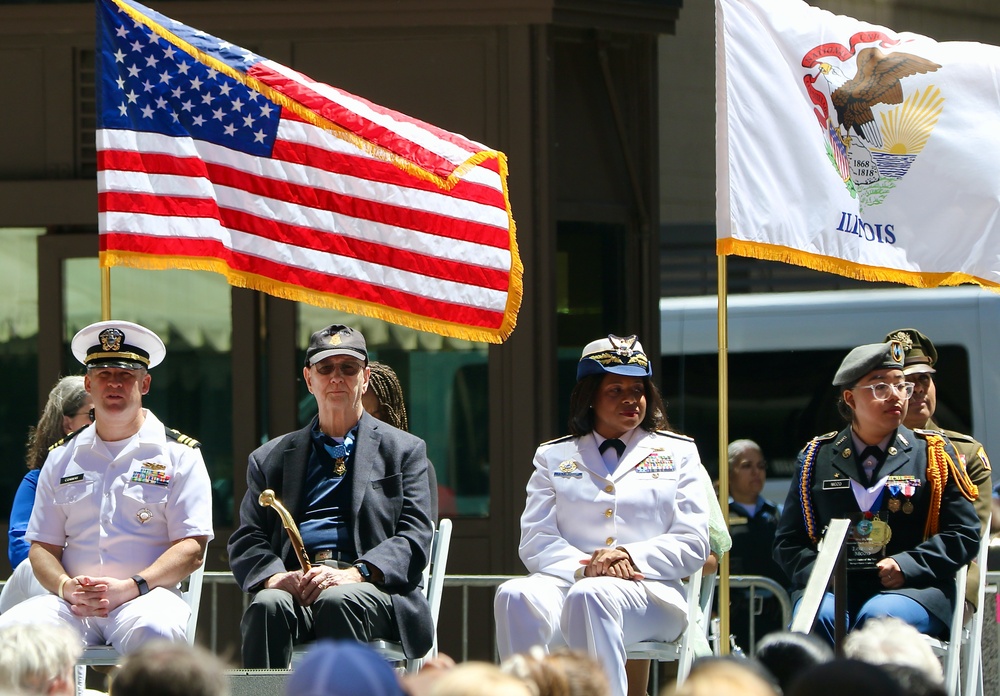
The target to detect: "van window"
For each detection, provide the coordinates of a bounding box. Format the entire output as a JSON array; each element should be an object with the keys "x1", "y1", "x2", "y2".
[{"x1": 659, "y1": 345, "x2": 972, "y2": 480}]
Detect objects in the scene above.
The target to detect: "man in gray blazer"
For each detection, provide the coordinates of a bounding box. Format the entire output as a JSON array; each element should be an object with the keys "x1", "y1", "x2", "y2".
[{"x1": 228, "y1": 324, "x2": 435, "y2": 668}]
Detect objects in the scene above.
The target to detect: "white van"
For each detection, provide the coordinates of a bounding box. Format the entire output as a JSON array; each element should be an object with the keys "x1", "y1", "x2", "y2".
[{"x1": 659, "y1": 286, "x2": 1000, "y2": 500}]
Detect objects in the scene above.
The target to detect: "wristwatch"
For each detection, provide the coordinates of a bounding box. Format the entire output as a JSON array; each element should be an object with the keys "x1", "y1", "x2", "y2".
[
  {"x1": 131, "y1": 574, "x2": 150, "y2": 596},
  {"x1": 353, "y1": 562, "x2": 372, "y2": 582}
]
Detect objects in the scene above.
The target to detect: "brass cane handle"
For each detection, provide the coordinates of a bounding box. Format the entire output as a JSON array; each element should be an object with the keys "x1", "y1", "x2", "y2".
[{"x1": 258, "y1": 489, "x2": 311, "y2": 573}]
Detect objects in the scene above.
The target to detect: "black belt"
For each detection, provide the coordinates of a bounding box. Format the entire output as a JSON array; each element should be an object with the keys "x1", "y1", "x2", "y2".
[{"x1": 313, "y1": 549, "x2": 350, "y2": 564}]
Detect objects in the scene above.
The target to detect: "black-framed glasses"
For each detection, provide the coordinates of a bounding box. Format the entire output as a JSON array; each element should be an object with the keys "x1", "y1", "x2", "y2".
[{"x1": 855, "y1": 382, "x2": 914, "y2": 400}]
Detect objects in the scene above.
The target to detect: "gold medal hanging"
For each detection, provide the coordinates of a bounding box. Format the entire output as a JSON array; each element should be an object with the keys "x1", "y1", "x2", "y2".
[{"x1": 333, "y1": 459, "x2": 347, "y2": 476}]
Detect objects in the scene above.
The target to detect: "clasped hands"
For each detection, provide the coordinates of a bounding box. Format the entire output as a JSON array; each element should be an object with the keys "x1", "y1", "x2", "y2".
[
  {"x1": 60, "y1": 576, "x2": 137, "y2": 618},
  {"x1": 265, "y1": 565, "x2": 364, "y2": 605},
  {"x1": 578, "y1": 547, "x2": 644, "y2": 581}
]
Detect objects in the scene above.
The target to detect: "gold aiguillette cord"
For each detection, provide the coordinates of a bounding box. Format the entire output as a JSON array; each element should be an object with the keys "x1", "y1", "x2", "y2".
[{"x1": 258, "y1": 488, "x2": 311, "y2": 572}]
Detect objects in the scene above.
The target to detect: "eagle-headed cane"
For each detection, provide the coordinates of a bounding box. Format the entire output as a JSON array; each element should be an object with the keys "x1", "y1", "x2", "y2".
[{"x1": 258, "y1": 488, "x2": 311, "y2": 573}]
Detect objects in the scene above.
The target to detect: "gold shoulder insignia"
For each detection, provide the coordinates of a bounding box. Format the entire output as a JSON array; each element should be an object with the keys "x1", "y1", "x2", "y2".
[
  {"x1": 165, "y1": 426, "x2": 201, "y2": 449},
  {"x1": 540, "y1": 434, "x2": 574, "y2": 446},
  {"x1": 655, "y1": 430, "x2": 695, "y2": 442},
  {"x1": 816, "y1": 431, "x2": 838, "y2": 442},
  {"x1": 47, "y1": 425, "x2": 88, "y2": 451}
]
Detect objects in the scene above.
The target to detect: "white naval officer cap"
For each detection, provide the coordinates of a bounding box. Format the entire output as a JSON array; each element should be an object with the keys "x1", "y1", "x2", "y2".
[
  {"x1": 576, "y1": 334, "x2": 652, "y2": 381},
  {"x1": 71, "y1": 320, "x2": 166, "y2": 370}
]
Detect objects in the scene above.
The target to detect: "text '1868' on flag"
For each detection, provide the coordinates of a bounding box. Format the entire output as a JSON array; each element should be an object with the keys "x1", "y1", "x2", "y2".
[{"x1": 96, "y1": 0, "x2": 522, "y2": 343}]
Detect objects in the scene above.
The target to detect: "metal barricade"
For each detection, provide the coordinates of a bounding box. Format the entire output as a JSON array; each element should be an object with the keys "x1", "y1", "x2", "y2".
[
  {"x1": 728, "y1": 575, "x2": 794, "y2": 656},
  {"x1": 0, "y1": 571, "x2": 792, "y2": 663}
]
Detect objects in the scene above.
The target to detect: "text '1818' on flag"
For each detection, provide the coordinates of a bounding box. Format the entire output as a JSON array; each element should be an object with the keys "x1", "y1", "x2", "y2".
[
  {"x1": 96, "y1": 0, "x2": 522, "y2": 343},
  {"x1": 716, "y1": 0, "x2": 1000, "y2": 290}
]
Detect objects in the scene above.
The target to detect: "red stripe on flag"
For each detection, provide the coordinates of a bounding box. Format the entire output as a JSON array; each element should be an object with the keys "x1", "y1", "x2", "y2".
[
  {"x1": 99, "y1": 191, "x2": 511, "y2": 291},
  {"x1": 101, "y1": 233, "x2": 505, "y2": 329},
  {"x1": 251, "y1": 62, "x2": 481, "y2": 180},
  {"x1": 271, "y1": 134, "x2": 506, "y2": 210},
  {"x1": 100, "y1": 147, "x2": 509, "y2": 249}
]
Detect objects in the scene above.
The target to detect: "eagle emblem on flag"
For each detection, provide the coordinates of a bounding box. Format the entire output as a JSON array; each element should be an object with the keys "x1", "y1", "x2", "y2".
[{"x1": 802, "y1": 33, "x2": 943, "y2": 209}]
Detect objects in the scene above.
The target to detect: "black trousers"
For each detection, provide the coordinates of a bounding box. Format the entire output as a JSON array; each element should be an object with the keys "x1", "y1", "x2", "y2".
[{"x1": 240, "y1": 583, "x2": 399, "y2": 668}]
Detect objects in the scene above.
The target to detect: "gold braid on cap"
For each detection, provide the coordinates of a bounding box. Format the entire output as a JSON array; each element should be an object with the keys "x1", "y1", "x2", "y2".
[
  {"x1": 86, "y1": 351, "x2": 149, "y2": 365},
  {"x1": 588, "y1": 350, "x2": 649, "y2": 369},
  {"x1": 921, "y1": 432, "x2": 948, "y2": 539}
]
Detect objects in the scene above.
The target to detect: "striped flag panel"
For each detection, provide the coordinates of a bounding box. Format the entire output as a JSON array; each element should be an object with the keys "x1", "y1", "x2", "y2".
[{"x1": 96, "y1": 0, "x2": 521, "y2": 343}]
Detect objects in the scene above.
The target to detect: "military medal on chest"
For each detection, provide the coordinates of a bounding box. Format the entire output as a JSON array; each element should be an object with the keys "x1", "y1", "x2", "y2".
[
  {"x1": 887, "y1": 481, "x2": 901, "y2": 512},
  {"x1": 328, "y1": 441, "x2": 348, "y2": 476},
  {"x1": 901, "y1": 479, "x2": 919, "y2": 514}
]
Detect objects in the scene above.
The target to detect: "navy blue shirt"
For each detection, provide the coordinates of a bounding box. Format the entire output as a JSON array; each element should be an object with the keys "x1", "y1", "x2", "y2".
[{"x1": 299, "y1": 427, "x2": 358, "y2": 560}]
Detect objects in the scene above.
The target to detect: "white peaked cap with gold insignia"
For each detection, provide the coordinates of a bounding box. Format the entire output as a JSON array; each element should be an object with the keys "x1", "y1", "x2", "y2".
[{"x1": 71, "y1": 320, "x2": 166, "y2": 370}]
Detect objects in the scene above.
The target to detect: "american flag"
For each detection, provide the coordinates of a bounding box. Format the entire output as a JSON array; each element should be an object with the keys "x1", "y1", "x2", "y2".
[{"x1": 96, "y1": 0, "x2": 521, "y2": 343}]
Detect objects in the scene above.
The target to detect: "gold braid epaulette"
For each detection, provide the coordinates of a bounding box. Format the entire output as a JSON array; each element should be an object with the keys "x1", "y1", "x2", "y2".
[
  {"x1": 798, "y1": 436, "x2": 827, "y2": 545},
  {"x1": 165, "y1": 426, "x2": 201, "y2": 449},
  {"x1": 943, "y1": 440, "x2": 979, "y2": 502},
  {"x1": 921, "y1": 432, "x2": 948, "y2": 539}
]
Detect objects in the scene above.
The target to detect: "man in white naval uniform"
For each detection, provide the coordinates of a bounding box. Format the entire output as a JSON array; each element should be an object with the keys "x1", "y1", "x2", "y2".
[
  {"x1": 495, "y1": 334, "x2": 710, "y2": 696},
  {"x1": 0, "y1": 320, "x2": 214, "y2": 655}
]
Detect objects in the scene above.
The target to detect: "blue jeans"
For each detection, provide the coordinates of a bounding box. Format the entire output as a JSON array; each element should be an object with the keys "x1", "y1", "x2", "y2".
[{"x1": 796, "y1": 592, "x2": 946, "y2": 645}]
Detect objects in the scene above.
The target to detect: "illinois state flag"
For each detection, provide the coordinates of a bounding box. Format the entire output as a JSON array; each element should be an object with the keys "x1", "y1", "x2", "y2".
[
  {"x1": 96, "y1": 0, "x2": 521, "y2": 343},
  {"x1": 717, "y1": 0, "x2": 1000, "y2": 288}
]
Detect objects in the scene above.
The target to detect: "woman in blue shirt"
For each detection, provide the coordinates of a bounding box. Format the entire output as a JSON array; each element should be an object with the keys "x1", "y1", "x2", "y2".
[{"x1": 1, "y1": 376, "x2": 91, "y2": 612}]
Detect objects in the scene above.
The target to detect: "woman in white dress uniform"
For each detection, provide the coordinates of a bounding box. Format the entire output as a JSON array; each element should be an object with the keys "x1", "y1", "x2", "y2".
[{"x1": 494, "y1": 334, "x2": 711, "y2": 696}]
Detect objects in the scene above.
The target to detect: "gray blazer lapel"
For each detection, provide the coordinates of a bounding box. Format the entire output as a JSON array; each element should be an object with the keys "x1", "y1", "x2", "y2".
[
  {"x1": 281, "y1": 425, "x2": 312, "y2": 520},
  {"x1": 351, "y1": 413, "x2": 382, "y2": 521}
]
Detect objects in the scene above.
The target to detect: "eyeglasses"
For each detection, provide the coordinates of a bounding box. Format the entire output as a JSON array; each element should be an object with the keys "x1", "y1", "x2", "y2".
[
  {"x1": 67, "y1": 408, "x2": 95, "y2": 423},
  {"x1": 855, "y1": 382, "x2": 914, "y2": 400},
  {"x1": 314, "y1": 361, "x2": 364, "y2": 377}
]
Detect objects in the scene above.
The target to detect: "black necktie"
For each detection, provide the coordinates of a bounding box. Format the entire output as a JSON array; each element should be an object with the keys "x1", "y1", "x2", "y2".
[
  {"x1": 858, "y1": 446, "x2": 884, "y2": 482},
  {"x1": 599, "y1": 438, "x2": 625, "y2": 460},
  {"x1": 858, "y1": 446, "x2": 884, "y2": 464}
]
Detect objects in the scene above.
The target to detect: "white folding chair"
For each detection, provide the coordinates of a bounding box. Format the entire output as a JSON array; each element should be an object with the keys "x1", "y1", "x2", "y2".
[
  {"x1": 290, "y1": 517, "x2": 454, "y2": 672},
  {"x1": 924, "y1": 513, "x2": 991, "y2": 696},
  {"x1": 961, "y1": 512, "x2": 991, "y2": 696},
  {"x1": 625, "y1": 566, "x2": 716, "y2": 688},
  {"x1": 74, "y1": 554, "x2": 207, "y2": 684}
]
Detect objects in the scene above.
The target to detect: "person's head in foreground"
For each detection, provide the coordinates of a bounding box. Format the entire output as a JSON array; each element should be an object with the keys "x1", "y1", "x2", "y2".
[
  {"x1": 664, "y1": 657, "x2": 778, "y2": 696},
  {"x1": 842, "y1": 616, "x2": 944, "y2": 685},
  {"x1": 427, "y1": 662, "x2": 532, "y2": 696},
  {"x1": 0, "y1": 623, "x2": 81, "y2": 696},
  {"x1": 752, "y1": 630, "x2": 833, "y2": 695},
  {"x1": 112, "y1": 640, "x2": 231, "y2": 696},
  {"x1": 284, "y1": 640, "x2": 404, "y2": 696},
  {"x1": 501, "y1": 647, "x2": 611, "y2": 696}
]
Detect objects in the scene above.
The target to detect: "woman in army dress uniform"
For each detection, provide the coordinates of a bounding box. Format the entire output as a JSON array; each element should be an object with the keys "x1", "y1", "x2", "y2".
[
  {"x1": 494, "y1": 334, "x2": 710, "y2": 696},
  {"x1": 773, "y1": 340, "x2": 979, "y2": 644}
]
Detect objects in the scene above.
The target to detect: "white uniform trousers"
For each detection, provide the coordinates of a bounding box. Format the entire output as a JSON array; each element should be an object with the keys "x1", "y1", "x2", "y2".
[
  {"x1": 0, "y1": 560, "x2": 47, "y2": 614},
  {"x1": 495, "y1": 573, "x2": 686, "y2": 696},
  {"x1": 0, "y1": 587, "x2": 189, "y2": 654}
]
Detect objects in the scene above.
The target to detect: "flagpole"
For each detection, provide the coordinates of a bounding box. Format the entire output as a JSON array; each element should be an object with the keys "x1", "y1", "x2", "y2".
[
  {"x1": 717, "y1": 254, "x2": 730, "y2": 655},
  {"x1": 101, "y1": 267, "x2": 111, "y2": 321}
]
